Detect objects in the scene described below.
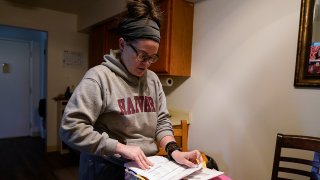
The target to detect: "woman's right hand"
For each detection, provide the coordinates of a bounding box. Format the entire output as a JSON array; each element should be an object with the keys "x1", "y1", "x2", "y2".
[{"x1": 115, "y1": 143, "x2": 153, "y2": 170}]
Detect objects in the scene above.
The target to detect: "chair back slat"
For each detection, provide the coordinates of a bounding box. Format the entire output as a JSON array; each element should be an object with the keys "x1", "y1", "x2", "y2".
[
  {"x1": 280, "y1": 157, "x2": 320, "y2": 167},
  {"x1": 278, "y1": 167, "x2": 312, "y2": 177},
  {"x1": 281, "y1": 136, "x2": 320, "y2": 151},
  {"x1": 272, "y1": 133, "x2": 320, "y2": 180}
]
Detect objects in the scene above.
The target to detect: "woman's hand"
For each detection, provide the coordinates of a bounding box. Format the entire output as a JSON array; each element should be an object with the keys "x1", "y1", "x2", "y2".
[
  {"x1": 115, "y1": 143, "x2": 153, "y2": 170},
  {"x1": 171, "y1": 150, "x2": 203, "y2": 168}
]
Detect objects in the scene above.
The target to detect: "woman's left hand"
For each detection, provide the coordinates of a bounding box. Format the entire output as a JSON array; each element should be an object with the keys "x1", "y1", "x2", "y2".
[{"x1": 171, "y1": 150, "x2": 203, "y2": 168}]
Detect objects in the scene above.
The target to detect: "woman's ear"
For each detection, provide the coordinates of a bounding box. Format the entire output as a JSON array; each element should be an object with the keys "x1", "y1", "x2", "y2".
[{"x1": 119, "y1": 38, "x2": 125, "y2": 52}]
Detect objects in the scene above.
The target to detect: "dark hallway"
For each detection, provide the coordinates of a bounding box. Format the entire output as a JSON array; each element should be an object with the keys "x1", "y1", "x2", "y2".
[{"x1": 0, "y1": 137, "x2": 79, "y2": 180}]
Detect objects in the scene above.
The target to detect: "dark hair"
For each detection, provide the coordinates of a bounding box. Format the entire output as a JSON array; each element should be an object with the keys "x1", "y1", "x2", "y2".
[
  {"x1": 118, "y1": 0, "x2": 162, "y2": 42},
  {"x1": 125, "y1": 0, "x2": 161, "y2": 27}
]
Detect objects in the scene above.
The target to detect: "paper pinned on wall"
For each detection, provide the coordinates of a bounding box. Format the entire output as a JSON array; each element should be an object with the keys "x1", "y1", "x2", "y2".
[{"x1": 63, "y1": 50, "x2": 83, "y2": 68}]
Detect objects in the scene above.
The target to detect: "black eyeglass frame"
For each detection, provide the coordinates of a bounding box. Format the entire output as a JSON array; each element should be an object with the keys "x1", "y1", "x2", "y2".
[{"x1": 126, "y1": 43, "x2": 159, "y2": 64}]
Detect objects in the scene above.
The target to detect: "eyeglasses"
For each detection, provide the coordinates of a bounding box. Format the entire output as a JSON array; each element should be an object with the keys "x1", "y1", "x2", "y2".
[{"x1": 127, "y1": 43, "x2": 159, "y2": 64}]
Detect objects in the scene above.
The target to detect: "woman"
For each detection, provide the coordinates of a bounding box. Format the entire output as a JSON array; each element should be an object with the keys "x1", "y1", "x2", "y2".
[{"x1": 60, "y1": 0, "x2": 230, "y2": 179}]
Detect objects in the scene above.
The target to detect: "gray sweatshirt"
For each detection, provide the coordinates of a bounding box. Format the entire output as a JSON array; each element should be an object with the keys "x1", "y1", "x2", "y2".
[{"x1": 60, "y1": 53, "x2": 173, "y2": 157}]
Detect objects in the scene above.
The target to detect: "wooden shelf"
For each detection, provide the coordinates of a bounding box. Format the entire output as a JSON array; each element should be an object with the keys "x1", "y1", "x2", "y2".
[{"x1": 56, "y1": 100, "x2": 70, "y2": 154}]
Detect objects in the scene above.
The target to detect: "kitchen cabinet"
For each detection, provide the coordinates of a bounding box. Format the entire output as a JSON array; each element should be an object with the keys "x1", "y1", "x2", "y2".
[
  {"x1": 152, "y1": 0, "x2": 194, "y2": 76},
  {"x1": 88, "y1": 0, "x2": 194, "y2": 76},
  {"x1": 89, "y1": 18, "x2": 120, "y2": 68}
]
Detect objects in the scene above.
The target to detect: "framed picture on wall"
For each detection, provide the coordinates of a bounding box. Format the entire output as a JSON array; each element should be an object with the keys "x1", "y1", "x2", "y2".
[{"x1": 293, "y1": 0, "x2": 320, "y2": 87}]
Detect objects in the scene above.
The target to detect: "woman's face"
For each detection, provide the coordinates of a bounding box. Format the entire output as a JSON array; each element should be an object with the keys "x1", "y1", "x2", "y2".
[{"x1": 120, "y1": 38, "x2": 159, "y2": 77}]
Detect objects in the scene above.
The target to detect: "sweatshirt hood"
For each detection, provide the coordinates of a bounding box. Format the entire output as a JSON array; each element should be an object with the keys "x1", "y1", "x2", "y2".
[{"x1": 102, "y1": 52, "x2": 147, "y2": 86}]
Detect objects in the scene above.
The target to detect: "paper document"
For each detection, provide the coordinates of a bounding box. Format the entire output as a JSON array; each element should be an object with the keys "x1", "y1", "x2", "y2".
[
  {"x1": 124, "y1": 156, "x2": 223, "y2": 180},
  {"x1": 183, "y1": 167, "x2": 224, "y2": 180}
]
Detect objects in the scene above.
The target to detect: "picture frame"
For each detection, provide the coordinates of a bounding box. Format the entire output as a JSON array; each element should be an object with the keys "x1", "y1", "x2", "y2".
[{"x1": 294, "y1": 0, "x2": 320, "y2": 87}]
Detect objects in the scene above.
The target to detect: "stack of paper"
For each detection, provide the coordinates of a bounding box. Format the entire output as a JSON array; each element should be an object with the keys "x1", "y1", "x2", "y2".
[{"x1": 124, "y1": 156, "x2": 223, "y2": 180}]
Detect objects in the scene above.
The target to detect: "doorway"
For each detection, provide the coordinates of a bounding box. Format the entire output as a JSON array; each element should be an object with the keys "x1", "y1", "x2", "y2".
[
  {"x1": 0, "y1": 25, "x2": 47, "y2": 140},
  {"x1": 0, "y1": 39, "x2": 31, "y2": 138}
]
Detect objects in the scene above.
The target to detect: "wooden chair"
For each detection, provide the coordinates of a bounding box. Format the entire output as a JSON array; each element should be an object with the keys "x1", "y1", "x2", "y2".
[
  {"x1": 271, "y1": 133, "x2": 320, "y2": 180},
  {"x1": 157, "y1": 120, "x2": 188, "y2": 156}
]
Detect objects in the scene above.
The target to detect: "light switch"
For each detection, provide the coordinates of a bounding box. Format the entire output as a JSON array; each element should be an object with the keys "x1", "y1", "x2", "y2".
[{"x1": 2, "y1": 63, "x2": 9, "y2": 73}]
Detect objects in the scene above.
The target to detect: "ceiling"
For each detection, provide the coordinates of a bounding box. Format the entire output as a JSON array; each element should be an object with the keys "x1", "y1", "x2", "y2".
[
  {"x1": 3, "y1": 0, "x2": 200, "y2": 15},
  {"x1": 3, "y1": 0, "x2": 93, "y2": 15}
]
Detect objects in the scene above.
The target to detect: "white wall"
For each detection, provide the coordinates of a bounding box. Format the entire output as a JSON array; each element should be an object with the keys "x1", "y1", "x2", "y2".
[
  {"x1": 166, "y1": 0, "x2": 320, "y2": 179},
  {"x1": 0, "y1": 1, "x2": 88, "y2": 151}
]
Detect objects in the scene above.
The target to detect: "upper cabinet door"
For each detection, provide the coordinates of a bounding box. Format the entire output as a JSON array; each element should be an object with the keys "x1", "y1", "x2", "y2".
[
  {"x1": 149, "y1": 0, "x2": 194, "y2": 76},
  {"x1": 89, "y1": 0, "x2": 194, "y2": 77},
  {"x1": 89, "y1": 24, "x2": 106, "y2": 68}
]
